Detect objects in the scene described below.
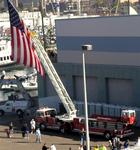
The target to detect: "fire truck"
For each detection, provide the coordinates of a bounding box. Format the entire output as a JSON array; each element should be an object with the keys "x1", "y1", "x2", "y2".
[
  {"x1": 33, "y1": 37, "x2": 136, "y2": 139},
  {"x1": 35, "y1": 106, "x2": 135, "y2": 139},
  {"x1": 71, "y1": 109, "x2": 136, "y2": 139},
  {"x1": 33, "y1": 37, "x2": 77, "y2": 131},
  {"x1": 90, "y1": 109, "x2": 136, "y2": 125}
]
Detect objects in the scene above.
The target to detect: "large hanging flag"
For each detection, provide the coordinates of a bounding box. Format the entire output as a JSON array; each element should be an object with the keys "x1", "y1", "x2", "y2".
[{"x1": 7, "y1": 0, "x2": 44, "y2": 76}]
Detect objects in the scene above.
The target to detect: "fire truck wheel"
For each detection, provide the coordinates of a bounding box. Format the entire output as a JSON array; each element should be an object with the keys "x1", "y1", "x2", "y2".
[
  {"x1": 0, "y1": 110, "x2": 4, "y2": 116},
  {"x1": 16, "y1": 110, "x2": 23, "y2": 116},
  {"x1": 40, "y1": 123, "x2": 46, "y2": 131},
  {"x1": 104, "y1": 132, "x2": 111, "y2": 140},
  {"x1": 59, "y1": 123, "x2": 72, "y2": 134}
]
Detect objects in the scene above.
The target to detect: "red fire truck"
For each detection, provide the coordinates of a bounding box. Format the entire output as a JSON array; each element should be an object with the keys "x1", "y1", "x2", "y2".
[
  {"x1": 91, "y1": 109, "x2": 136, "y2": 125},
  {"x1": 35, "y1": 107, "x2": 61, "y2": 131},
  {"x1": 35, "y1": 107, "x2": 135, "y2": 139},
  {"x1": 71, "y1": 109, "x2": 136, "y2": 139},
  {"x1": 33, "y1": 37, "x2": 136, "y2": 139}
]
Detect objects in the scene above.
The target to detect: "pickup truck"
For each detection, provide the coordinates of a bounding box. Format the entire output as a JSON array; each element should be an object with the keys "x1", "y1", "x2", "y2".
[{"x1": 0, "y1": 100, "x2": 30, "y2": 116}]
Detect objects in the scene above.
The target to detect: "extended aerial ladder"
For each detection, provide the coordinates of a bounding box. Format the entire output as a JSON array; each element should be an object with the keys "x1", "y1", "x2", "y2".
[{"x1": 32, "y1": 37, "x2": 77, "y2": 122}]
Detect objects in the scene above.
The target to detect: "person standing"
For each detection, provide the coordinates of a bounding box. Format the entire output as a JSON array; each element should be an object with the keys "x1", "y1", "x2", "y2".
[
  {"x1": 124, "y1": 139, "x2": 129, "y2": 150},
  {"x1": 42, "y1": 143, "x2": 49, "y2": 150},
  {"x1": 93, "y1": 145, "x2": 99, "y2": 150},
  {"x1": 30, "y1": 119, "x2": 36, "y2": 134},
  {"x1": 50, "y1": 144, "x2": 56, "y2": 150},
  {"x1": 78, "y1": 144, "x2": 84, "y2": 150},
  {"x1": 108, "y1": 140, "x2": 113, "y2": 150},
  {"x1": 35, "y1": 127, "x2": 41, "y2": 143},
  {"x1": 25, "y1": 123, "x2": 30, "y2": 142},
  {"x1": 80, "y1": 128, "x2": 85, "y2": 146},
  {"x1": 99, "y1": 145, "x2": 107, "y2": 150},
  {"x1": 112, "y1": 135, "x2": 120, "y2": 150},
  {"x1": 21, "y1": 123, "x2": 26, "y2": 138},
  {"x1": 21, "y1": 122, "x2": 29, "y2": 139},
  {"x1": 9, "y1": 122, "x2": 14, "y2": 138},
  {"x1": 18, "y1": 111, "x2": 24, "y2": 123}
]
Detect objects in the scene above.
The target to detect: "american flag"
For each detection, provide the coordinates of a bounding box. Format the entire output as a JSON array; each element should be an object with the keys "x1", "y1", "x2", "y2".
[{"x1": 7, "y1": 0, "x2": 44, "y2": 76}]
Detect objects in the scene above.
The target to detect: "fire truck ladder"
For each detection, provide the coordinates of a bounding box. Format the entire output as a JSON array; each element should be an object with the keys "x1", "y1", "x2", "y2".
[
  {"x1": 33, "y1": 37, "x2": 77, "y2": 122},
  {"x1": 0, "y1": 79, "x2": 31, "y2": 101}
]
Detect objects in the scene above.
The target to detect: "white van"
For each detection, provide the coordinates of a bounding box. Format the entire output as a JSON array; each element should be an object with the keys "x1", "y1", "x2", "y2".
[{"x1": 0, "y1": 100, "x2": 30, "y2": 116}]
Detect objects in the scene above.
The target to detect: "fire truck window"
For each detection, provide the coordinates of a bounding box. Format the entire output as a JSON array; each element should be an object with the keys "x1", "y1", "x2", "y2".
[
  {"x1": 6, "y1": 103, "x2": 10, "y2": 106},
  {"x1": 104, "y1": 122, "x2": 107, "y2": 128},
  {"x1": 89, "y1": 120, "x2": 97, "y2": 127},
  {"x1": 50, "y1": 111, "x2": 56, "y2": 117},
  {"x1": 45, "y1": 111, "x2": 48, "y2": 116},
  {"x1": 96, "y1": 122, "x2": 98, "y2": 127},
  {"x1": 117, "y1": 124, "x2": 123, "y2": 130},
  {"x1": 123, "y1": 124, "x2": 127, "y2": 128},
  {"x1": 36, "y1": 112, "x2": 44, "y2": 117},
  {"x1": 130, "y1": 113, "x2": 134, "y2": 117},
  {"x1": 88, "y1": 120, "x2": 91, "y2": 127},
  {"x1": 115, "y1": 124, "x2": 117, "y2": 130},
  {"x1": 106, "y1": 123, "x2": 115, "y2": 130},
  {"x1": 98, "y1": 122, "x2": 105, "y2": 128}
]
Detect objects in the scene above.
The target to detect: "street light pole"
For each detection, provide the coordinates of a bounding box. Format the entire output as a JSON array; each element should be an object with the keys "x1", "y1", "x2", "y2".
[{"x1": 82, "y1": 44, "x2": 92, "y2": 150}]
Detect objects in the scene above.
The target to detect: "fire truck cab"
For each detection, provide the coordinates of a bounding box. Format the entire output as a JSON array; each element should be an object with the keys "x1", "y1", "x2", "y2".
[
  {"x1": 121, "y1": 109, "x2": 136, "y2": 125},
  {"x1": 71, "y1": 116, "x2": 134, "y2": 140},
  {"x1": 35, "y1": 107, "x2": 68, "y2": 131},
  {"x1": 91, "y1": 109, "x2": 136, "y2": 126},
  {"x1": 35, "y1": 107, "x2": 58, "y2": 130}
]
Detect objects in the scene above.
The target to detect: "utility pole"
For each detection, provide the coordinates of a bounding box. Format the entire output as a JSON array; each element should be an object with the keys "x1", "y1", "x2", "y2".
[
  {"x1": 15, "y1": 0, "x2": 18, "y2": 8},
  {"x1": 32, "y1": 0, "x2": 35, "y2": 27},
  {"x1": 115, "y1": 0, "x2": 120, "y2": 15},
  {"x1": 56, "y1": 0, "x2": 60, "y2": 16},
  {"x1": 128, "y1": 0, "x2": 130, "y2": 15},
  {"x1": 39, "y1": 0, "x2": 47, "y2": 50},
  {"x1": 77, "y1": 0, "x2": 81, "y2": 15},
  {"x1": 12, "y1": 0, "x2": 18, "y2": 8}
]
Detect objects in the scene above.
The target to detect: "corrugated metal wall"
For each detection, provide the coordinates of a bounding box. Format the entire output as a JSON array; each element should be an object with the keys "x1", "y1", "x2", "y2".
[
  {"x1": 75, "y1": 101, "x2": 140, "y2": 127},
  {"x1": 107, "y1": 78, "x2": 133, "y2": 105}
]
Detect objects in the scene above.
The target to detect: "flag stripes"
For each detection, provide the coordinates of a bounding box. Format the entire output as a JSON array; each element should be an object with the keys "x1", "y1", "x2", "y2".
[{"x1": 7, "y1": 0, "x2": 44, "y2": 76}]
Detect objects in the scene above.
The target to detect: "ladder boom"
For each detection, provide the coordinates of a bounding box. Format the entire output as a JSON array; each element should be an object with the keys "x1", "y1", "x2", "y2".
[{"x1": 33, "y1": 37, "x2": 77, "y2": 120}]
